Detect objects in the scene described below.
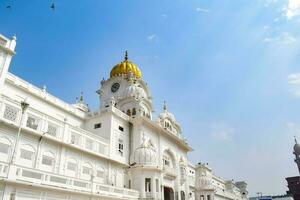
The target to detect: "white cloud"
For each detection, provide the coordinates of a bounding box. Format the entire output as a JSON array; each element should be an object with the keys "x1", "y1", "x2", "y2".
[
  {"x1": 161, "y1": 14, "x2": 168, "y2": 19},
  {"x1": 263, "y1": 0, "x2": 278, "y2": 7},
  {"x1": 210, "y1": 123, "x2": 234, "y2": 142},
  {"x1": 196, "y1": 7, "x2": 211, "y2": 13},
  {"x1": 147, "y1": 34, "x2": 157, "y2": 41},
  {"x1": 286, "y1": 0, "x2": 300, "y2": 19},
  {"x1": 264, "y1": 32, "x2": 297, "y2": 44},
  {"x1": 288, "y1": 73, "x2": 300, "y2": 84},
  {"x1": 288, "y1": 73, "x2": 300, "y2": 97}
]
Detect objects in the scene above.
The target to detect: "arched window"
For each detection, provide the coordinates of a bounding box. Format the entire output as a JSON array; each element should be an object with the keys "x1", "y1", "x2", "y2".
[
  {"x1": 66, "y1": 158, "x2": 78, "y2": 177},
  {"x1": 126, "y1": 109, "x2": 131, "y2": 116},
  {"x1": 0, "y1": 137, "x2": 12, "y2": 162},
  {"x1": 82, "y1": 162, "x2": 92, "y2": 176},
  {"x1": 132, "y1": 108, "x2": 136, "y2": 116},
  {"x1": 163, "y1": 150, "x2": 175, "y2": 170},
  {"x1": 19, "y1": 144, "x2": 36, "y2": 167},
  {"x1": 41, "y1": 151, "x2": 55, "y2": 171},
  {"x1": 96, "y1": 165, "x2": 106, "y2": 183}
]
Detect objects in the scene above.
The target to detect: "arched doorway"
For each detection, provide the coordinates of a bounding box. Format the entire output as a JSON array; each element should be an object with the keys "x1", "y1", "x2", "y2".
[{"x1": 164, "y1": 186, "x2": 174, "y2": 200}]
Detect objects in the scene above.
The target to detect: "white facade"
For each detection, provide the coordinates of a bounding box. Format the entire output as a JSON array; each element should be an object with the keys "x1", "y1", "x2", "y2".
[{"x1": 0, "y1": 34, "x2": 248, "y2": 200}]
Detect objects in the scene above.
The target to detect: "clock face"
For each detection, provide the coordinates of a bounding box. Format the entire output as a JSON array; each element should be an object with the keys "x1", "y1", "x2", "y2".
[{"x1": 111, "y1": 82, "x2": 120, "y2": 93}]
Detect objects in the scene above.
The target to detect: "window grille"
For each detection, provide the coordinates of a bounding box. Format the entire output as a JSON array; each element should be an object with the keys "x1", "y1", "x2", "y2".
[
  {"x1": 67, "y1": 162, "x2": 77, "y2": 171},
  {"x1": 47, "y1": 124, "x2": 57, "y2": 136},
  {"x1": 26, "y1": 116, "x2": 39, "y2": 130},
  {"x1": 82, "y1": 166, "x2": 92, "y2": 175},
  {"x1": 42, "y1": 155, "x2": 53, "y2": 166},
  {"x1": 20, "y1": 149, "x2": 34, "y2": 160},
  {"x1": 3, "y1": 105, "x2": 19, "y2": 122},
  {"x1": 97, "y1": 170, "x2": 104, "y2": 177}
]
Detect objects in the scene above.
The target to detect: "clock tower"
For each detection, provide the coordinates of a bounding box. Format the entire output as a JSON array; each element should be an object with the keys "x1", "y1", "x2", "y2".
[{"x1": 97, "y1": 51, "x2": 153, "y2": 119}]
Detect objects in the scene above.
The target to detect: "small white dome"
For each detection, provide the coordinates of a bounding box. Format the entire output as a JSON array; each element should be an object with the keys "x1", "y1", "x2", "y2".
[
  {"x1": 159, "y1": 110, "x2": 176, "y2": 122},
  {"x1": 197, "y1": 176, "x2": 212, "y2": 190},
  {"x1": 133, "y1": 137, "x2": 157, "y2": 167},
  {"x1": 123, "y1": 83, "x2": 147, "y2": 99}
]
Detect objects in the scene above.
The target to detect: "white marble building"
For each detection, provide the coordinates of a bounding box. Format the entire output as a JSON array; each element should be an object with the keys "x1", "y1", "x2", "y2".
[{"x1": 0, "y1": 34, "x2": 248, "y2": 200}]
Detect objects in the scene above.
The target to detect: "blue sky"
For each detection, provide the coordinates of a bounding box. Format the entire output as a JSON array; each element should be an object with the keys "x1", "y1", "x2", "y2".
[{"x1": 1, "y1": 0, "x2": 300, "y2": 196}]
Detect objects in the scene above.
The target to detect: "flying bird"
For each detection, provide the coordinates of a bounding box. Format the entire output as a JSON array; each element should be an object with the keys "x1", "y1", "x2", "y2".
[{"x1": 50, "y1": 2, "x2": 55, "y2": 10}]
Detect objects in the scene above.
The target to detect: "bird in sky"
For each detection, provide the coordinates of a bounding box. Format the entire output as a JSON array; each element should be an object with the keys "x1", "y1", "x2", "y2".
[{"x1": 50, "y1": 2, "x2": 55, "y2": 11}]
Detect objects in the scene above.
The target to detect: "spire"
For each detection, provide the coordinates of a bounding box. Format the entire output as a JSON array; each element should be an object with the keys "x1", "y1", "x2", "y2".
[
  {"x1": 79, "y1": 92, "x2": 84, "y2": 102},
  {"x1": 124, "y1": 50, "x2": 128, "y2": 61},
  {"x1": 295, "y1": 136, "x2": 298, "y2": 144},
  {"x1": 163, "y1": 100, "x2": 167, "y2": 111}
]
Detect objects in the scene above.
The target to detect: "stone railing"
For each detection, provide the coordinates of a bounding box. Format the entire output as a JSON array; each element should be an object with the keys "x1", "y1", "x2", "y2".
[
  {"x1": 6, "y1": 73, "x2": 86, "y2": 118},
  {"x1": 0, "y1": 96, "x2": 109, "y2": 158},
  {"x1": 3, "y1": 163, "x2": 139, "y2": 199}
]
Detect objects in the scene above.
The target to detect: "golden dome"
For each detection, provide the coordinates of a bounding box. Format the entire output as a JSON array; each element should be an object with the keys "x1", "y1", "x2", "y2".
[{"x1": 110, "y1": 51, "x2": 142, "y2": 79}]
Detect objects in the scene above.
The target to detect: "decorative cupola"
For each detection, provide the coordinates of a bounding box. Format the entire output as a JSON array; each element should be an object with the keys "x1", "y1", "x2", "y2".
[
  {"x1": 110, "y1": 51, "x2": 142, "y2": 79},
  {"x1": 157, "y1": 101, "x2": 181, "y2": 135},
  {"x1": 73, "y1": 92, "x2": 89, "y2": 112},
  {"x1": 132, "y1": 134, "x2": 158, "y2": 167},
  {"x1": 123, "y1": 73, "x2": 147, "y2": 100}
]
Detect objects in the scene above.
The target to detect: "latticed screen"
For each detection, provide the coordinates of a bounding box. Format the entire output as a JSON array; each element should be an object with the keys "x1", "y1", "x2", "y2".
[
  {"x1": 47, "y1": 124, "x2": 57, "y2": 136},
  {"x1": 26, "y1": 116, "x2": 39, "y2": 130},
  {"x1": 82, "y1": 166, "x2": 91, "y2": 175},
  {"x1": 42, "y1": 155, "x2": 53, "y2": 166},
  {"x1": 67, "y1": 162, "x2": 77, "y2": 171},
  {"x1": 20, "y1": 149, "x2": 34, "y2": 160},
  {"x1": 97, "y1": 170, "x2": 104, "y2": 177},
  {"x1": 3, "y1": 104, "x2": 19, "y2": 122}
]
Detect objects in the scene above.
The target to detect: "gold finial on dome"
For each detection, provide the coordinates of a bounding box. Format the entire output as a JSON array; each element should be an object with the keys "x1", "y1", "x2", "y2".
[
  {"x1": 110, "y1": 51, "x2": 142, "y2": 79},
  {"x1": 124, "y1": 50, "x2": 128, "y2": 61}
]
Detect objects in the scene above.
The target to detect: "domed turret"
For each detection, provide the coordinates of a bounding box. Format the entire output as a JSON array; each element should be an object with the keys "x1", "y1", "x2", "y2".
[
  {"x1": 157, "y1": 101, "x2": 181, "y2": 135},
  {"x1": 110, "y1": 51, "x2": 142, "y2": 79},
  {"x1": 133, "y1": 135, "x2": 157, "y2": 167},
  {"x1": 123, "y1": 81, "x2": 147, "y2": 100},
  {"x1": 158, "y1": 101, "x2": 178, "y2": 123},
  {"x1": 73, "y1": 92, "x2": 89, "y2": 112}
]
